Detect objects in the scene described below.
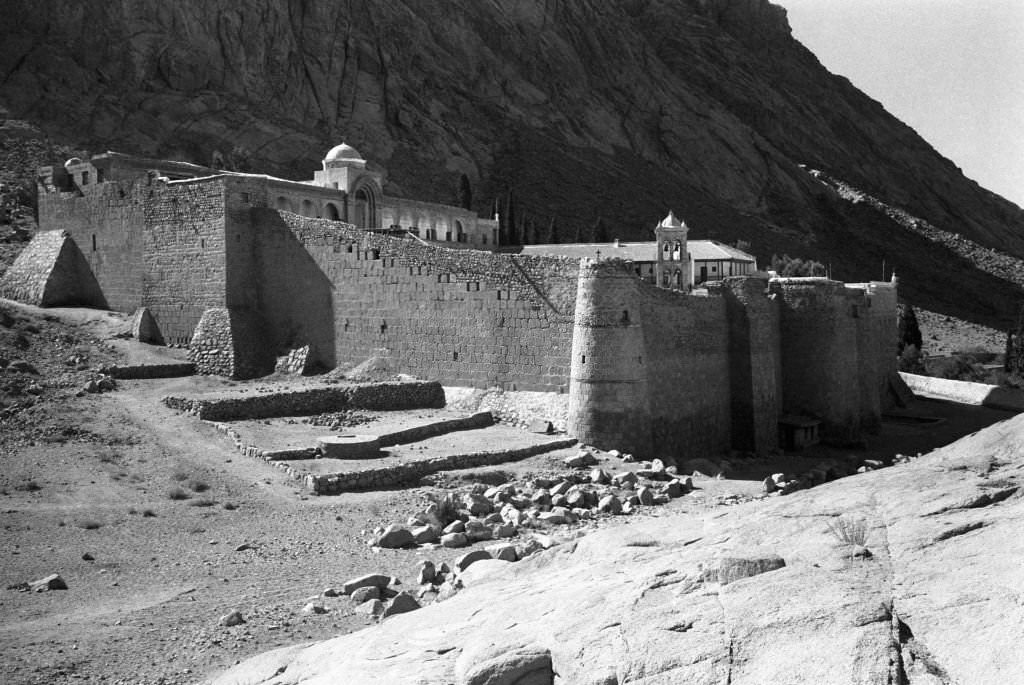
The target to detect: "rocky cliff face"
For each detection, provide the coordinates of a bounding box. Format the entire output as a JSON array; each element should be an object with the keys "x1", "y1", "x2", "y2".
[{"x1": 2, "y1": 0, "x2": 1023, "y2": 325}]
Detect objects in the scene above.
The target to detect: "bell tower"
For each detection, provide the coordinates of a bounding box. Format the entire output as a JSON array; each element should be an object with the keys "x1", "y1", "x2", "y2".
[{"x1": 654, "y1": 212, "x2": 689, "y2": 290}]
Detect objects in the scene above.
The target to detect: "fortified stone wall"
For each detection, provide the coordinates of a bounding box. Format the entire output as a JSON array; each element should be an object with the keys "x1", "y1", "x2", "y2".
[
  {"x1": 771, "y1": 278, "x2": 866, "y2": 443},
  {"x1": 567, "y1": 260, "x2": 735, "y2": 459},
  {"x1": 142, "y1": 178, "x2": 233, "y2": 344},
  {"x1": 707, "y1": 276, "x2": 782, "y2": 454},
  {"x1": 237, "y1": 206, "x2": 579, "y2": 391},
  {"x1": 37, "y1": 180, "x2": 145, "y2": 313},
  {"x1": 639, "y1": 284, "x2": 733, "y2": 459}
]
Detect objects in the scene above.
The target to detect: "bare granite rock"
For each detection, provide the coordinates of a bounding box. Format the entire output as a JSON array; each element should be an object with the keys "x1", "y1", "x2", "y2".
[{"x1": 212, "y1": 412, "x2": 1024, "y2": 684}]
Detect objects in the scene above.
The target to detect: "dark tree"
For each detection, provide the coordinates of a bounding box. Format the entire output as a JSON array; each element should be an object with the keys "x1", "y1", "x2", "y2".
[
  {"x1": 896, "y1": 303, "x2": 923, "y2": 356},
  {"x1": 546, "y1": 217, "x2": 559, "y2": 244},
  {"x1": 769, "y1": 253, "x2": 826, "y2": 277},
  {"x1": 1006, "y1": 303, "x2": 1024, "y2": 374},
  {"x1": 457, "y1": 174, "x2": 473, "y2": 210},
  {"x1": 592, "y1": 216, "x2": 610, "y2": 243}
]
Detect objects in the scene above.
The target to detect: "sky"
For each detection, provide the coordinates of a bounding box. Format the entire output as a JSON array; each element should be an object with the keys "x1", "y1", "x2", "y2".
[{"x1": 779, "y1": 0, "x2": 1024, "y2": 208}]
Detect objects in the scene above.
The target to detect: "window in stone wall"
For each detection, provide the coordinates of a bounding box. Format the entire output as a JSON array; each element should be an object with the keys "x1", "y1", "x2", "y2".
[
  {"x1": 241, "y1": 192, "x2": 251, "y2": 203},
  {"x1": 91, "y1": 234, "x2": 96, "y2": 252},
  {"x1": 445, "y1": 231, "x2": 452, "y2": 241},
  {"x1": 81, "y1": 171, "x2": 90, "y2": 185},
  {"x1": 96, "y1": 168, "x2": 105, "y2": 183}
]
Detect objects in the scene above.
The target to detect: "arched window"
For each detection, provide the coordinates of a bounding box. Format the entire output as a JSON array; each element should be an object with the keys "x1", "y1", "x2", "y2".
[
  {"x1": 662, "y1": 241, "x2": 672, "y2": 260},
  {"x1": 325, "y1": 203, "x2": 340, "y2": 221},
  {"x1": 455, "y1": 220, "x2": 466, "y2": 243},
  {"x1": 674, "y1": 241, "x2": 683, "y2": 258},
  {"x1": 276, "y1": 196, "x2": 290, "y2": 211},
  {"x1": 674, "y1": 269, "x2": 682, "y2": 287},
  {"x1": 661, "y1": 271, "x2": 670, "y2": 287}
]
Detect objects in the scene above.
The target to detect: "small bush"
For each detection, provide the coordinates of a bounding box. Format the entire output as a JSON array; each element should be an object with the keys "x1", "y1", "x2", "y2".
[
  {"x1": 171, "y1": 468, "x2": 190, "y2": 482},
  {"x1": 187, "y1": 498, "x2": 216, "y2": 507},
  {"x1": 187, "y1": 479, "x2": 210, "y2": 493},
  {"x1": 826, "y1": 515, "x2": 868, "y2": 547},
  {"x1": 77, "y1": 519, "x2": 102, "y2": 530},
  {"x1": 167, "y1": 486, "x2": 190, "y2": 501},
  {"x1": 142, "y1": 509, "x2": 157, "y2": 517},
  {"x1": 14, "y1": 481, "x2": 41, "y2": 492},
  {"x1": 222, "y1": 502, "x2": 237, "y2": 511}
]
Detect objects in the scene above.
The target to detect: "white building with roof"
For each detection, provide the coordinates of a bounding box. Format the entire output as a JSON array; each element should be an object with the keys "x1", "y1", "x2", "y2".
[{"x1": 518, "y1": 213, "x2": 758, "y2": 290}]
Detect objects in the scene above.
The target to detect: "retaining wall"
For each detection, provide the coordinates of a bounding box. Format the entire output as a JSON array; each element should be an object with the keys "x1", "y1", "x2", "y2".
[{"x1": 162, "y1": 380, "x2": 446, "y2": 421}]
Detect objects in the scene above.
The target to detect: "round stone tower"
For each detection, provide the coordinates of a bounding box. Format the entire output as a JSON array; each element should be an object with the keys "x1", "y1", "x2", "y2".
[{"x1": 567, "y1": 259, "x2": 652, "y2": 456}]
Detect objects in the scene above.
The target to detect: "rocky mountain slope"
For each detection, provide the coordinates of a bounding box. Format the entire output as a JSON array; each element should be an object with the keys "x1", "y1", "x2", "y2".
[
  {"x1": 2, "y1": 0, "x2": 1023, "y2": 326},
  {"x1": 211, "y1": 413, "x2": 1024, "y2": 684}
]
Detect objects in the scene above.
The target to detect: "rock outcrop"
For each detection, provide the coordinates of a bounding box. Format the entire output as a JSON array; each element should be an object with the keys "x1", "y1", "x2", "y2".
[
  {"x1": 211, "y1": 412, "x2": 1024, "y2": 684},
  {"x1": 2, "y1": 1, "x2": 1023, "y2": 327}
]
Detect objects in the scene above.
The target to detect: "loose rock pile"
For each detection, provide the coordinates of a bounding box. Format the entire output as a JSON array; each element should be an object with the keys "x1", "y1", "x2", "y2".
[{"x1": 372, "y1": 448, "x2": 695, "y2": 551}]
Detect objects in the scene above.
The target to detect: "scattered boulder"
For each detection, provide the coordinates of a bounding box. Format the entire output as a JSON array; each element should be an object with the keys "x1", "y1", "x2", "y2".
[
  {"x1": 376, "y1": 524, "x2": 414, "y2": 549},
  {"x1": 611, "y1": 472, "x2": 637, "y2": 487},
  {"x1": 412, "y1": 525, "x2": 439, "y2": 544},
  {"x1": 81, "y1": 553, "x2": 94, "y2": 561},
  {"x1": 30, "y1": 574, "x2": 67, "y2": 592},
  {"x1": 465, "y1": 519, "x2": 493, "y2": 542},
  {"x1": 763, "y1": 477, "x2": 777, "y2": 493},
  {"x1": 637, "y1": 486, "x2": 655, "y2": 506},
  {"x1": 598, "y1": 494, "x2": 622, "y2": 515},
  {"x1": 418, "y1": 560, "x2": 436, "y2": 585},
  {"x1": 350, "y1": 586, "x2": 381, "y2": 604},
  {"x1": 564, "y1": 450, "x2": 598, "y2": 468},
  {"x1": 354, "y1": 599, "x2": 384, "y2": 616},
  {"x1": 383, "y1": 591, "x2": 421, "y2": 618},
  {"x1": 494, "y1": 523, "x2": 517, "y2": 539},
  {"x1": 341, "y1": 573, "x2": 391, "y2": 595},
  {"x1": 486, "y1": 543, "x2": 518, "y2": 562},
  {"x1": 443, "y1": 520, "x2": 466, "y2": 535},
  {"x1": 454, "y1": 549, "x2": 493, "y2": 573},
  {"x1": 302, "y1": 602, "x2": 327, "y2": 615},
  {"x1": 220, "y1": 610, "x2": 245, "y2": 627},
  {"x1": 441, "y1": 532, "x2": 469, "y2": 548}
]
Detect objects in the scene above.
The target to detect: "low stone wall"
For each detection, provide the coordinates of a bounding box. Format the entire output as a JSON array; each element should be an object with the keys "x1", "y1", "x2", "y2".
[
  {"x1": 377, "y1": 411, "x2": 494, "y2": 447},
  {"x1": 211, "y1": 421, "x2": 575, "y2": 494},
  {"x1": 899, "y1": 373, "x2": 1024, "y2": 412},
  {"x1": 305, "y1": 439, "x2": 578, "y2": 494},
  {"x1": 162, "y1": 380, "x2": 446, "y2": 420},
  {"x1": 100, "y1": 363, "x2": 196, "y2": 379}
]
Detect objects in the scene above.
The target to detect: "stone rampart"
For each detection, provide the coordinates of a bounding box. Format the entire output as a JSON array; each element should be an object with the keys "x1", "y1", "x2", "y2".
[
  {"x1": 38, "y1": 180, "x2": 145, "y2": 313},
  {"x1": 162, "y1": 380, "x2": 446, "y2": 421},
  {"x1": 771, "y1": 278, "x2": 864, "y2": 443},
  {"x1": 237, "y1": 205, "x2": 579, "y2": 391}
]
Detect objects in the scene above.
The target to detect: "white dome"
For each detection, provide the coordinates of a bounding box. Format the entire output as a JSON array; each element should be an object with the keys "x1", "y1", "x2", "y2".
[{"x1": 324, "y1": 142, "x2": 364, "y2": 163}]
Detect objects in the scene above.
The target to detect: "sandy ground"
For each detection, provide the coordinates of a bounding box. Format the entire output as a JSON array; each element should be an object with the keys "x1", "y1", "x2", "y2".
[{"x1": 0, "y1": 301, "x2": 1018, "y2": 685}]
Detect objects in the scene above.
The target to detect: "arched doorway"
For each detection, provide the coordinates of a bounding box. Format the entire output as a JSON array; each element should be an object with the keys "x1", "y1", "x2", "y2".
[
  {"x1": 455, "y1": 220, "x2": 466, "y2": 243},
  {"x1": 325, "y1": 203, "x2": 340, "y2": 221},
  {"x1": 301, "y1": 199, "x2": 316, "y2": 218}
]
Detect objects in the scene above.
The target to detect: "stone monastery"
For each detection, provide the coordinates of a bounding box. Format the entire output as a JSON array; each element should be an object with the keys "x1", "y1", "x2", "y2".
[{"x1": 0, "y1": 145, "x2": 900, "y2": 459}]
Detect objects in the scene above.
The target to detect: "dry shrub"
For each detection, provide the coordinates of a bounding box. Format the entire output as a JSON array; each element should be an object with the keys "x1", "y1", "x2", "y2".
[
  {"x1": 826, "y1": 515, "x2": 869, "y2": 547},
  {"x1": 167, "y1": 486, "x2": 190, "y2": 501}
]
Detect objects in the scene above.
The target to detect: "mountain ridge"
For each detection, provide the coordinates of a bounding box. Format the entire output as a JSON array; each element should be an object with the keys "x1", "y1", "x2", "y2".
[{"x1": 1, "y1": 0, "x2": 1022, "y2": 325}]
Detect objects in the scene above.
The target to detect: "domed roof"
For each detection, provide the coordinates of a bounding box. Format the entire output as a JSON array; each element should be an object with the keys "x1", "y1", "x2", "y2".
[{"x1": 324, "y1": 142, "x2": 364, "y2": 163}]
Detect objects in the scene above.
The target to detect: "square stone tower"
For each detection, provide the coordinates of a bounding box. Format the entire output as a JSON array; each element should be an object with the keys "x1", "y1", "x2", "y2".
[{"x1": 654, "y1": 211, "x2": 689, "y2": 290}]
